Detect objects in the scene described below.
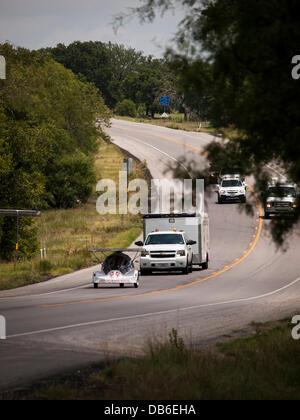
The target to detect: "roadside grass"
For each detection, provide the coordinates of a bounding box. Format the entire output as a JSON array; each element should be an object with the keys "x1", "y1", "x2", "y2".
[
  {"x1": 4, "y1": 318, "x2": 300, "y2": 400},
  {"x1": 0, "y1": 139, "x2": 145, "y2": 291}
]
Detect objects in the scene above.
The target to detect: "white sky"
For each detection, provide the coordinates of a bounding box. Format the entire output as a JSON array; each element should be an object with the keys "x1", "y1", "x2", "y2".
[{"x1": 0, "y1": 0, "x2": 185, "y2": 57}]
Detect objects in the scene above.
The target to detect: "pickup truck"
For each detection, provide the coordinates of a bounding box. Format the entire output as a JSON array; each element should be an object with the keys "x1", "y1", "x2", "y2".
[
  {"x1": 137, "y1": 230, "x2": 195, "y2": 275},
  {"x1": 136, "y1": 213, "x2": 210, "y2": 275}
]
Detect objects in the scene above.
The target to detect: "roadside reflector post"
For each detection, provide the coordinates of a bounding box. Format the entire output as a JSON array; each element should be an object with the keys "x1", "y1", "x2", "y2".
[
  {"x1": 16, "y1": 210, "x2": 19, "y2": 252},
  {"x1": 122, "y1": 158, "x2": 134, "y2": 193},
  {"x1": 16, "y1": 210, "x2": 19, "y2": 266},
  {"x1": 40, "y1": 242, "x2": 47, "y2": 260}
]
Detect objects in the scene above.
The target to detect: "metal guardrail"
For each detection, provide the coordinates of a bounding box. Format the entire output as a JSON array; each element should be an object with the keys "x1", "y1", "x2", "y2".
[{"x1": 0, "y1": 210, "x2": 41, "y2": 217}]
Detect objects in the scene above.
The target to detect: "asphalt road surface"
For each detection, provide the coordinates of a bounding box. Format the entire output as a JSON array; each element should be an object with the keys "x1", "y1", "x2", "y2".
[{"x1": 1, "y1": 119, "x2": 300, "y2": 390}]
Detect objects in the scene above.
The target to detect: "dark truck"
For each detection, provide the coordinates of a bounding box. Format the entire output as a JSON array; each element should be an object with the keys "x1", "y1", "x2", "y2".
[{"x1": 264, "y1": 182, "x2": 297, "y2": 218}]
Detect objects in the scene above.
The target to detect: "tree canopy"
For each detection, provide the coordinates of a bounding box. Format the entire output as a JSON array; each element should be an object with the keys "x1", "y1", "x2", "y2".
[
  {"x1": 121, "y1": 0, "x2": 300, "y2": 244},
  {"x1": 44, "y1": 41, "x2": 181, "y2": 117},
  {"x1": 0, "y1": 43, "x2": 111, "y2": 259}
]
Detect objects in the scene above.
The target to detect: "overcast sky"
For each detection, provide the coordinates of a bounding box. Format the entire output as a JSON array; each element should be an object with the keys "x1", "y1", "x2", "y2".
[{"x1": 0, "y1": 0, "x2": 185, "y2": 57}]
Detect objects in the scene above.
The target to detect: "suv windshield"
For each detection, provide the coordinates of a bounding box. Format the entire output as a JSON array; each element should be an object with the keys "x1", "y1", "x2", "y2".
[
  {"x1": 145, "y1": 234, "x2": 185, "y2": 245},
  {"x1": 268, "y1": 187, "x2": 296, "y2": 198},
  {"x1": 222, "y1": 180, "x2": 242, "y2": 188}
]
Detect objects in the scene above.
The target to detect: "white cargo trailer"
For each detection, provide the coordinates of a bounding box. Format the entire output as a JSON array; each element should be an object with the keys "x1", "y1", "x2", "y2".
[{"x1": 142, "y1": 213, "x2": 210, "y2": 269}]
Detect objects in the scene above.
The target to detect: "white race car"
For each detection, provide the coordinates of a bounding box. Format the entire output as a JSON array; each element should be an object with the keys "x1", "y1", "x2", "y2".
[{"x1": 91, "y1": 249, "x2": 141, "y2": 289}]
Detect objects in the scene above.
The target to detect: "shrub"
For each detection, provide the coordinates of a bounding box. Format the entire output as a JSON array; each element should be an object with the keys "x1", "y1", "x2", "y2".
[
  {"x1": 46, "y1": 152, "x2": 96, "y2": 209},
  {"x1": 115, "y1": 99, "x2": 137, "y2": 118},
  {"x1": 137, "y1": 103, "x2": 147, "y2": 118},
  {"x1": 39, "y1": 259, "x2": 53, "y2": 274}
]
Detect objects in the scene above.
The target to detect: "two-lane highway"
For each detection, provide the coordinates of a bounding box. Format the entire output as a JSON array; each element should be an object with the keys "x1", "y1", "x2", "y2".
[{"x1": 1, "y1": 119, "x2": 300, "y2": 389}]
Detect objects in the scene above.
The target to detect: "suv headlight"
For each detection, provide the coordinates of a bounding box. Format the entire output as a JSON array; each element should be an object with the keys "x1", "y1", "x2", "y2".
[
  {"x1": 177, "y1": 250, "x2": 186, "y2": 257},
  {"x1": 141, "y1": 251, "x2": 150, "y2": 257}
]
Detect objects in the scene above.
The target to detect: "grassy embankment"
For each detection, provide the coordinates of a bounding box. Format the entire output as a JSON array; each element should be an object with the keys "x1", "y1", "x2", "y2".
[
  {"x1": 0, "y1": 139, "x2": 146, "y2": 291},
  {"x1": 2, "y1": 318, "x2": 300, "y2": 400}
]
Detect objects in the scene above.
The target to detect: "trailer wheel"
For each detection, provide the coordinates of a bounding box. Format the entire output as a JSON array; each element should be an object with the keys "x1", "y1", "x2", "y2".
[
  {"x1": 141, "y1": 269, "x2": 151, "y2": 276},
  {"x1": 201, "y1": 254, "x2": 209, "y2": 270},
  {"x1": 182, "y1": 265, "x2": 189, "y2": 275}
]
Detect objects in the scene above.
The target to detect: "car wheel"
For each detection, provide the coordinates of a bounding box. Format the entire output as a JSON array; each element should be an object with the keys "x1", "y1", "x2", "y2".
[
  {"x1": 120, "y1": 283, "x2": 124, "y2": 288},
  {"x1": 134, "y1": 281, "x2": 139, "y2": 288},
  {"x1": 94, "y1": 283, "x2": 99, "y2": 289},
  {"x1": 218, "y1": 195, "x2": 223, "y2": 204}
]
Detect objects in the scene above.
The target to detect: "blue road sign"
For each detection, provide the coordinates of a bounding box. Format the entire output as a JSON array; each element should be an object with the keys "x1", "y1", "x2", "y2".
[{"x1": 160, "y1": 96, "x2": 170, "y2": 106}]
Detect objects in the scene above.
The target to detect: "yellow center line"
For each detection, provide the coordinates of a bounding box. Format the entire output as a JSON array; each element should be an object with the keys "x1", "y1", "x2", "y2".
[{"x1": 38, "y1": 129, "x2": 263, "y2": 308}]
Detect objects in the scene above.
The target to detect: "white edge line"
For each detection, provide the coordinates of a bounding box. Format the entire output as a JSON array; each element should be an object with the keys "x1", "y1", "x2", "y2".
[
  {"x1": 7, "y1": 276, "x2": 300, "y2": 339},
  {"x1": 114, "y1": 133, "x2": 193, "y2": 177},
  {"x1": 0, "y1": 283, "x2": 93, "y2": 301}
]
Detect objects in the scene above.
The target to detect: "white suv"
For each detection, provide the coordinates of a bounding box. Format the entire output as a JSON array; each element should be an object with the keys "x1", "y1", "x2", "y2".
[
  {"x1": 139, "y1": 231, "x2": 195, "y2": 275},
  {"x1": 217, "y1": 178, "x2": 247, "y2": 204}
]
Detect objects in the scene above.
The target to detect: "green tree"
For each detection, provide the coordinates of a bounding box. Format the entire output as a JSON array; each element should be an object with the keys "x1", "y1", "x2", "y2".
[
  {"x1": 45, "y1": 41, "x2": 146, "y2": 109},
  {"x1": 43, "y1": 41, "x2": 113, "y2": 106},
  {"x1": 0, "y1": 43, "x2": 111, "y2": 259},
  {"x1": 121, "y1": 0, "x2": 300, "y2": 244},
  {"x1": 46, "y1": 152, "x2": 95, "y2": 208},
  {"x1": 121, "y1": 58, "x2": 165, "y2": 117},
  {"x1": 115, "y1": 99, "x2": 137, "y2": 118},
  {"x1": 45, "y1": 41, "x2": 173, "y2": 116}
]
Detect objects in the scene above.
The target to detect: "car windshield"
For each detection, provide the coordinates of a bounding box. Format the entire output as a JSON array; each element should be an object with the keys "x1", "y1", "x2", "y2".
[
  {"x1": 222, "y1": 180, "x2": 242, "y2": 187},
  {"x1": 145, "y1": 234, "x2": 185, "y2": 245},
  {"x1": 268, "y1": 187, "x2": 296, "y2": 198}
]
